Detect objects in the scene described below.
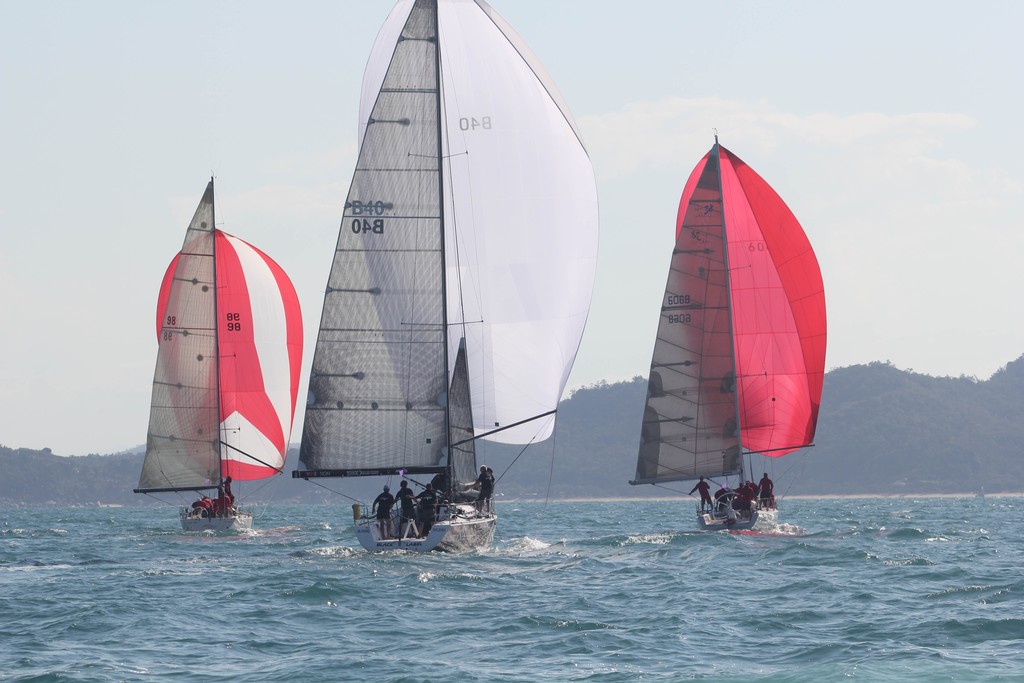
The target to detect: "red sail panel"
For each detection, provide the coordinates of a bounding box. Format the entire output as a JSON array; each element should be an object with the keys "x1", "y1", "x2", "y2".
[
  {"x1": 215, "y1": 231, "x2": 303, "y2": 481},
  {"x1": 718, "y1": 147, "x2": 826, "y2": 456},
  {"x1": 155, "y1": 254, "x2": 181, "y2": 341}
]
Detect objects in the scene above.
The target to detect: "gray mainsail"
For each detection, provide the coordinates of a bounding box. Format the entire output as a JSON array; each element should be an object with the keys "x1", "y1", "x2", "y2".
[
  {"x1": 299, "y1": 1, "x2": 450, "y2": 477},
  {"x1": 137, "y1": 182, "x2": 221, "y2": 493},
  {"x1": 632, "y1": 151, "x2": 742, "y2": 485}
]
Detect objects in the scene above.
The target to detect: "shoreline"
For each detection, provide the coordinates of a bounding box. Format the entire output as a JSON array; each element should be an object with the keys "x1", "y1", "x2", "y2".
[{"x1": 499, "y1": 492, "x2": 1016, "y2": 503}]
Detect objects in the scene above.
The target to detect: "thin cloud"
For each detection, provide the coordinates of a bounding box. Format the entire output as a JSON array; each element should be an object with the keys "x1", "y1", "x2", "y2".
[{"x1": 579, "y1": 96, "x2": 977, "y2": 178}]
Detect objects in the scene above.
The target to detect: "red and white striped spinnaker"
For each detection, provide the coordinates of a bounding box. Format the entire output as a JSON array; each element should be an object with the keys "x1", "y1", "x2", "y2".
[{"x1": 138, "y1": 180, "x2": 302, "y2": 493}]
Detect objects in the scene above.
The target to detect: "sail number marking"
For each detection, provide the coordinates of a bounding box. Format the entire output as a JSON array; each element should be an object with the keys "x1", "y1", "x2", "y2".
[
  {"x1": 459, "y1": 116, "x2": 492, "y2": 131},
  {"x1": 351, "y1": 219, "x2": 385, "y2": 234},
  {"x1": 666, "y1": 295, "x2": 692, "y2": 324},
  {"x1": 161, "y1": 315, "x2": 177, "y2": 341},
  {"x1": 350, "y1": 201, "x2": 388, "y2": 216},
  {"x1": 349, "y1": 200, "x2": 388, "y2": 235},
  {"x1": 225, "y1": 312, "x2": 243, "y2": 332}
]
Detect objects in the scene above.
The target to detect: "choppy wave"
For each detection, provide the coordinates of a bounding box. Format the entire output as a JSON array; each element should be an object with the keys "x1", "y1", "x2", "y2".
[{"x1": 2, "y1": 498, "x2": 1024, "y2": 681}]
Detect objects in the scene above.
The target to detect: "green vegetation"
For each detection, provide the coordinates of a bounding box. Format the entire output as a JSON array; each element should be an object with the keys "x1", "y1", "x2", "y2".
[{"x1": 3, "y1": 355, "x2": 1022, "y2": 506}]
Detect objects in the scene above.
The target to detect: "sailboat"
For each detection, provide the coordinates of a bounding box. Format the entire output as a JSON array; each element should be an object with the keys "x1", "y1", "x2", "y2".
[
  {"x1": 629, "y1": 138, "x2": 826, "y2": 531},
  {"x1": 135, "y1": 179, "x2": 304, "y2": 531},
  {"x1": 292, "y1": 0, "x2": 599, "y2": 552}
]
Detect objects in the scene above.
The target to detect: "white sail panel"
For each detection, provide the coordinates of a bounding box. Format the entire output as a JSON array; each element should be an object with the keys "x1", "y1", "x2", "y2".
[
  {"x1": 358, "y1": 0, "x2": 415, "y2": 149},
  {"x1": 438, "y1": 0, "x2": 599, "y2": 443},
  {"x1": 218, "y1": 233, "x2": 301, "y2": 474},
  {"x1": 139, "y1": 185, "x2": 221, "y2": 491}
]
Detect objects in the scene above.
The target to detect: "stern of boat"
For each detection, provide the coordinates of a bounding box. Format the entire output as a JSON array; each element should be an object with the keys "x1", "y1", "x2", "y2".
[
  {"x1": 180, "y1": 506, "x2": 254, "y2": 532},
  {"x1": 353, "y1": 503, "x2": 495, "y2": 552}
]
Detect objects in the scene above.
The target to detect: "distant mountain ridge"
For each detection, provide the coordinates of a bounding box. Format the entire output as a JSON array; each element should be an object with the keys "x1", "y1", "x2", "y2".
[{"x1": 3, "y1": 355, "x2": 1022, "y2": 507}]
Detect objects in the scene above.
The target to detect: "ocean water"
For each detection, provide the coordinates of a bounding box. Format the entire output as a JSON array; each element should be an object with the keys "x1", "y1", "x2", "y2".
[{"x1": 2, "y1": 497, "x2": 1023, "y2": 682}]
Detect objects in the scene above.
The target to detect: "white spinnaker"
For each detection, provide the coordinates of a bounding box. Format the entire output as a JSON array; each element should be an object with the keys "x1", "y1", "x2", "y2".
[
  {"x1": 220, "y1": 234, "x2": 294, "y2": 470},
  {"x1": 359, "y1": 0, "x2": 599, "y2": 444},
  {"x1": 438, "y1": 0, "x2": 598, "y2": 443}
]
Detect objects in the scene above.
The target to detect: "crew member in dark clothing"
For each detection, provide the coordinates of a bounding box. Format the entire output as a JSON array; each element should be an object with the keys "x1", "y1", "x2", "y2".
[
  {"x1": 758, "y1": 473, "x2": 775, "y2": 508},
  {"x1": 211, "y1": 476, "x2": 235, "y2": 517},
  {"x1": 689, "y1": 476, "x2": 713, "y2": 511},
  {"x1": 733, "y1": 483, "x2": 754, "y2": 511},
  {"x1": 372, "y1": 485, "x2": 395, "y2": 539},
  {"x1": 430, "y1": 472, "x2": 448, "y2": 497},
  {"x1": 394, "y1": 480, "x2": 417, "y2": 538},
  {"x1": 415, "y1": 483, "x2": 439, "y2": 537},
  {"x1": 474, "y1": 466, "x2": 494, "y2": 513}
]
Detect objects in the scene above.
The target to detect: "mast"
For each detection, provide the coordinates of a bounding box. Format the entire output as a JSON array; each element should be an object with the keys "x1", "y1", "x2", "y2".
[
  {"x1": 714, "y1": 139, "x2": 745, "y2": 483},
  {"x1": 432, "y1": 0, "x2": 455, "y2": 489},
  {"x1": 209, "y1": 176, "x2": 224, "y2": 493}
]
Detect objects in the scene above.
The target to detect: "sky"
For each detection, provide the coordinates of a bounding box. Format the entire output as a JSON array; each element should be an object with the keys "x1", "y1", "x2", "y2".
[{"x1": 2, "y1": 0, "x2": 1022, "y2": 456}]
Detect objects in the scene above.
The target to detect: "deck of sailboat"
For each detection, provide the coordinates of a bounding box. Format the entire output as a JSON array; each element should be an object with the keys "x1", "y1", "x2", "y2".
[
  {"x1": 354, "y1": 503, "x2": 496, "y2": 553},
  {"x1": 179, "y1": 506, "x2": 254, "y2": 532}
]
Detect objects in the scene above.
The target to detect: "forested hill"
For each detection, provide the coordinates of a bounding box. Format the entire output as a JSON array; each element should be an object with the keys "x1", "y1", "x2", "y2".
[
  {"x1": 481, "y1": 354, "x2": 1024, "y2": 499},
  {"x1": 2, "y1": 355, "x2": 1022, "y2": 506}
]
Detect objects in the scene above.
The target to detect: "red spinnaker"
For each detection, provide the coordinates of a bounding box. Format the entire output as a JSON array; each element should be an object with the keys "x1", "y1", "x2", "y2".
[{"x1": 676, "y1": 145, "x2": 826, "y2": 456}]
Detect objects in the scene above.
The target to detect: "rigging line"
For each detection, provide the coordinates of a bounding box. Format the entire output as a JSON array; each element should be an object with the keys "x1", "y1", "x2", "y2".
[
  {"x1": 245, "y1": 481, "x2": 278, "y2": 521},
  {"x1": 407, "y1": 151, "x2": 468, "y2": 160},
  {"x1": 219, "y1": 441, "x2": 285, "y2": 473},
  {"x1": 651, "y1": 482, "x2": 691, "y2": 496},
  {"x1": 434, "y1": 7, "x2": 483, "y2": 339},
  {"x1": 144, "y1": 491, "x2": 189, "y2": 507},
  {"x1": 543, "y1": 423, "x2": 557, "y2": 514},
  {"x1": 450, "y1": 409, "x2": 557, "y2": 447},
  {"x1": 233, "y1": 473, "x2": 279, "y2": 510},
  {"x1": 431, "y1": 2, "x2": 455, "y2": 476},
  {"x1": 745, "y1": 443, "x2": 814, "y2": 457},
  {"x1": 208, "y1": 181, "x2": 225, "y2": 495},
  {"x1": 494, "y1": 436, "x2": 539, "y2": 485},
  {"x1": 304, "y1": 477, "x2": 363, "y2": 505},
  {"x1": 632, "y1": 453, "x2": 740, "y2": 482},
  {"x1": 775, "y1": 449, "x2": 809, "y2": 504}
]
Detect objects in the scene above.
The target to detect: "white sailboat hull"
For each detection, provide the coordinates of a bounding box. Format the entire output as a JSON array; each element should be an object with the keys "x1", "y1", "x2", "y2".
[
  {"x1": 354, "y1": 504, "x2": 495, "y2": 553},
  {"x1": 179, "y1": 507, "x2": 253, "y2": 532},
  {"x1": 697, "y1": 504, "x2": 777, "y2": 532}
]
